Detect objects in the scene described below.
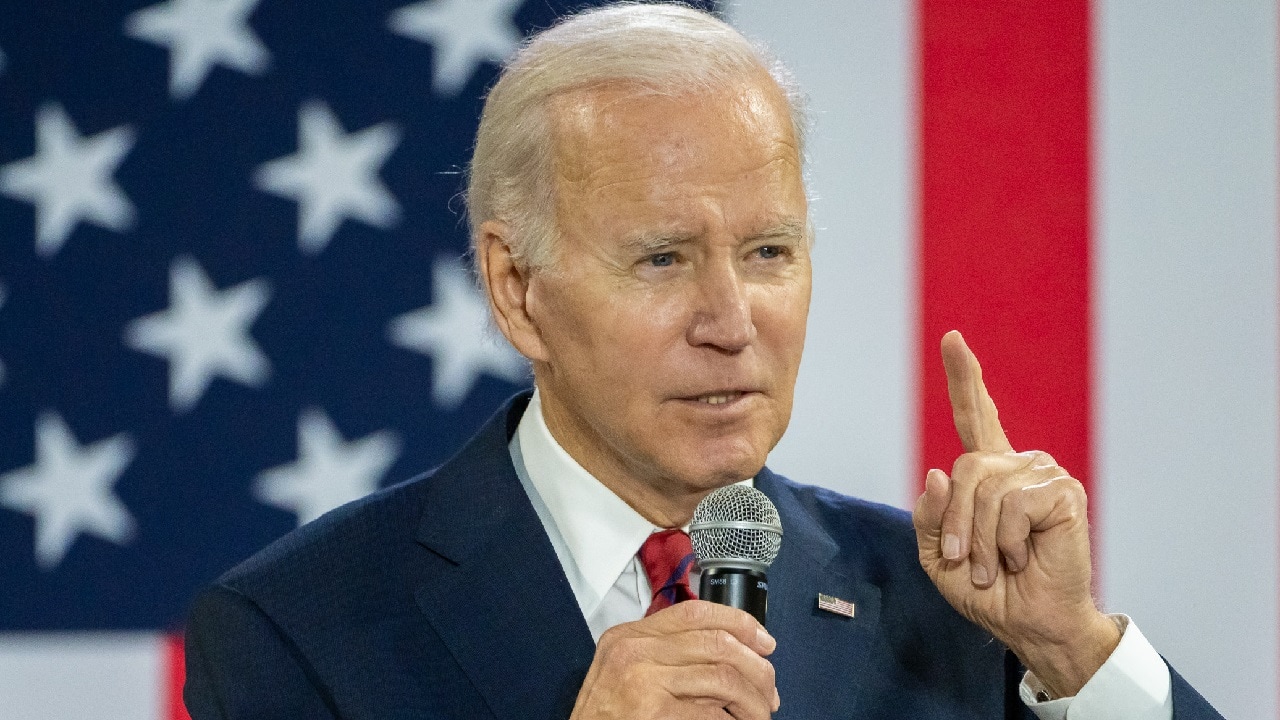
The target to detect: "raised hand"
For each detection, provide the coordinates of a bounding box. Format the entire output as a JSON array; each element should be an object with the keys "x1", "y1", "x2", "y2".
[
  {"x1": 570, "y1": 600, "x2": 779, "y2": 720},
  {"x1": 912, "y1": 330, "x2": 1120, "y2": 698}
]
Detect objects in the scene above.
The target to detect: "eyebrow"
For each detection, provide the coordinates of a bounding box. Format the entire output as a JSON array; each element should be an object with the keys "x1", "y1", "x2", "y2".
[
  {"x1": 621, "y1": 218, "x2": 808, "y2": 255},
  {"x1": 622, "y1": 232, "x2": 692, "y2": 255},
  {"x1": 748, "y1": 218, "x2": 808, "y2": 242}
]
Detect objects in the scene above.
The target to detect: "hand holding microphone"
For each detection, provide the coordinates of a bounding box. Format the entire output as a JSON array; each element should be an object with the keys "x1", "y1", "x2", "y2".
[{"x1": 569, "y1": 485, "x2": 784, "y2": 720}]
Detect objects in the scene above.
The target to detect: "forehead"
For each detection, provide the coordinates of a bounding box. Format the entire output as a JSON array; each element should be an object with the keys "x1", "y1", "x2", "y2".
[{"x1": 546, "y1": 76, "x2": 804, "y2": 229}]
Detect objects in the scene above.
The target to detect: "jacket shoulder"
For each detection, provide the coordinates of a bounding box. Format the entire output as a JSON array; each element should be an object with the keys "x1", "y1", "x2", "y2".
[
  {"x1": 770, "y1": 474, "x2": 919, "y2": 565},
  {"x1": 219, "y1": 474, "x2": 433, "y2": 597},
  {"x1": 216, "y1": 392, "x2": 531, "y2": 603}
]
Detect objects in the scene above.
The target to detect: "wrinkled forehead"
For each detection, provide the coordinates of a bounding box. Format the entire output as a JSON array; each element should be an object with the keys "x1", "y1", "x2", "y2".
[{"x1": 546, "y1": 74, "x2": 802, "y2": 190}]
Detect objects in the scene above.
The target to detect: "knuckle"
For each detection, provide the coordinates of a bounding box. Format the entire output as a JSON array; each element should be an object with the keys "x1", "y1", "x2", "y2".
[
  {"x1": 911, "y1": 500, "x2": 928, "y2": 526},
  {"x1": 1032, "y1": 450, "x2": 1058, "y2": 467},
  {"x1": 1000, "y1": 486, "x2": 1026, "y2": 516},
  {"x1": 1062, "y1": 477, "x2": 1088, "y2": 509},
  {"x1": 685, "y1": 599, "x2": 714, "y2": 624},
  {"x1": 968, "y1": 527, "x2": 992, "y2": 553},
  {"x1": 996, "y1": 517, "x2": 1025, "y2": 546},
  {"x1": 604, "y1": 637, "x2": 641, "y2": 668},
  {"x1": 1039, "y1": 475, "x2": 1089, "y2": 523},
  {"x1": 713, "y1": 663, "x2": 740, "y2": 690},
  {"x1": 704, "y1": 629, "x2": 731, "y2": 656},
  {"x1": 951, "y1": 453, "x2": 981, "y2": 480},
  {"x1": 973, "y1": 477, "x2": 1003, "y2": 506},
  {"x1": 1048, "y1": 472, "x2": 1083, "y2": 494},
  {"x1": 940, "y1": 505, "x2": 966, "y2": 533},
  {"x1": 596, "y1": 625, "x2": 622, "y2": 650}
]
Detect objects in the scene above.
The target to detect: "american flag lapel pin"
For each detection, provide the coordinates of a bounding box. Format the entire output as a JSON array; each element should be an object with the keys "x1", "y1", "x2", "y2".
[{"x1": 817, "y1": 593, "x2": 856, "y2": 618}]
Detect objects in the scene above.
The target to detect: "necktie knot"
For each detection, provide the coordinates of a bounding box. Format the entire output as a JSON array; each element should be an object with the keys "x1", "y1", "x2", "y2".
[{"x1": 639, "y1": 528, "x2": 697, "y2": 616}]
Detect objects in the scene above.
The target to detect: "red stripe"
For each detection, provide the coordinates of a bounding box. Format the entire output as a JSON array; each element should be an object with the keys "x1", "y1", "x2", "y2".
[
  {"x1": 165, "y1": 633, "x2": 191, "y2": 720},
  {"x1": 917, "y1": 1, "x2": 1093, "y2": 495}
]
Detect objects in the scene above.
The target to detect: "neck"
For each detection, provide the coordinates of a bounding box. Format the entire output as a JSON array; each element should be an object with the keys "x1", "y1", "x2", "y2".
[
  {"x1": 600, "y1": 475, "x2": 704, "y2": 529},
  {"x1": 534, "y1": 390, "x2": 709, "y2": 528}
]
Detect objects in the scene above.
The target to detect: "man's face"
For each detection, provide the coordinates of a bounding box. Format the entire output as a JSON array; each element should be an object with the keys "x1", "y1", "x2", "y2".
[{"x1": 525, "y1": 74, "x2": 811, "y2": 520}]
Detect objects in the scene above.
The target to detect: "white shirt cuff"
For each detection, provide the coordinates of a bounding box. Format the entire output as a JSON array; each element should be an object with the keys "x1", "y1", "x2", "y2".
[{"x1": 1019, "y1": 615, "x2": 1173, "y2": 720}]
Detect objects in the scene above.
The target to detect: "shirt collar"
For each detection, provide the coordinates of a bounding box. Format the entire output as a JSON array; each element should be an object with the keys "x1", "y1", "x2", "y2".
[{"x1": 515, "y1": 391, "x2": 657, "y2": 617}]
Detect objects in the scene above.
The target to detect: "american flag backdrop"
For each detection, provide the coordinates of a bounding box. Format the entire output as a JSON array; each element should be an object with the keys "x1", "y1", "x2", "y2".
[{"x1": 0, "y1": 1, "x2": 1275, "y2": 718}]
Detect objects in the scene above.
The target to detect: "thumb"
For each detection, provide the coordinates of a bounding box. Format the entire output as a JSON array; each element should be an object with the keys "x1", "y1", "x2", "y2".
[{"x1": 912, "y1": 468, "x2": 951, "y2": 559}]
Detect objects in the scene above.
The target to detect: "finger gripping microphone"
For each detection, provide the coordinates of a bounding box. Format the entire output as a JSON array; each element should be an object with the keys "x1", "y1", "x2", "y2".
[{"x1": 689, "y1": 485, "x2": 783, "y2": 627}]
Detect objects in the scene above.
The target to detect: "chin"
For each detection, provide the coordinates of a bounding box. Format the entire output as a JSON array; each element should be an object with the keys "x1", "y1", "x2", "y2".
[
  {"x1": 705, "y1": 423, "x2": 781, "y2": 470},
  {"x1": 676, "y1": 445, "x2": 769, "y2": 489}
]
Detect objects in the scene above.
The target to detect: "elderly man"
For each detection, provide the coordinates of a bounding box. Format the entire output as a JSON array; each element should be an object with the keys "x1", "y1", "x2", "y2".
[{"x1": 184, "y1": 4, "x2": 1221, "y2": 719}]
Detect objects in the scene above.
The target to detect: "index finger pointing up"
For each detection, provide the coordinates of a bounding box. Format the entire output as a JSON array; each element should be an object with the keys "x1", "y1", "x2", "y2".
[{"x1": 941, "y1": 330, "x2": 1014, "y2": 453}]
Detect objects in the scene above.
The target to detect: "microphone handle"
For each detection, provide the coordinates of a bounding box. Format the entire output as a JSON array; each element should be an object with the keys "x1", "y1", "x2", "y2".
[{"x1": 699, "y1": 567, "x2": 768, "y2": 626}]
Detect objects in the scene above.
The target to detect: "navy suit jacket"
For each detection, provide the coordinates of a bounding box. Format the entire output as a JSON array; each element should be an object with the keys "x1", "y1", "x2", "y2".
[{"x1": 185, "y1": 393, "x2": 1222, "y2": 719}]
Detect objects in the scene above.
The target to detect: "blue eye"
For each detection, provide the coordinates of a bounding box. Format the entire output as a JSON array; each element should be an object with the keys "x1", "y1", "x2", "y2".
[
  {"x1": 757, "y1": 246, "x2": 782, "y2": 259},
  {"x1": 649, "y1": 252, "x2": 675, "y2": 267}
]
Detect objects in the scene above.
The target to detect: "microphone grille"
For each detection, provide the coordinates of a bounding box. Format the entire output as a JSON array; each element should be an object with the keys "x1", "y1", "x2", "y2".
[{"x1": 689, "y1": 484, "x2": 783, "y2": 572}]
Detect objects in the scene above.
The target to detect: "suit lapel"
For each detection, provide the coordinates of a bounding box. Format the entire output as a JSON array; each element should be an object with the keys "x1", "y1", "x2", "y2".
[
  {"x1": 412, "y1": 397, "x2": 596, "y2": 720},
  {"x1": 406, "y1": 399, "x2": 889, "y2": 719},
  {"x1": 757, "y1": 470, "x2": 883, "y2": 719}
]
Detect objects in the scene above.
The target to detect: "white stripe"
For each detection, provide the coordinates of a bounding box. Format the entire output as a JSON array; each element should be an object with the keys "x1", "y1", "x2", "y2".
[
  {"x1": 0, "y1": 632, "x2": 165, "y2": 720},
  {"x1": 727, "y1": 0, "x2": 917, "y2": 509},
  {"x1": 1095, "y1": 1, "x2": 1280, "y2": 717}
]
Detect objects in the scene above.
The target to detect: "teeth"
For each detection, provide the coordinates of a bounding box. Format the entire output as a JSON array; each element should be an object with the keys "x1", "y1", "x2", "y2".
[{"x1": 698, "y1": 392, "x2": 742, "y2": 405}]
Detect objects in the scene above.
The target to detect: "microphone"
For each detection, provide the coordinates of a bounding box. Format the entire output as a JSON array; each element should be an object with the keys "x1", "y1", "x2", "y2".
[{"x1": 689, "y1": 484, "x2": 783, "y2": 626}]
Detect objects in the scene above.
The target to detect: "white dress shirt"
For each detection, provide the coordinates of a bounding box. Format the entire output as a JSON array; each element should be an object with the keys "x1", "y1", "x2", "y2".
[{"x1": 508, "y1": 390, "x2": 1173, "y2": 718}]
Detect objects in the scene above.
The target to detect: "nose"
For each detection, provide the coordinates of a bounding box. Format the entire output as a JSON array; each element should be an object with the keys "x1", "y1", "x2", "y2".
[{"x1": 686, "y1": 258, "x2": 755, "y2": 352}]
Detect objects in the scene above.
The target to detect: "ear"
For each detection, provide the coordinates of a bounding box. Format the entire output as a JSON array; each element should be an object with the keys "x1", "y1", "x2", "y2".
[{"x1": 476, "y1": 220, "x2": 551, "y2": 363}]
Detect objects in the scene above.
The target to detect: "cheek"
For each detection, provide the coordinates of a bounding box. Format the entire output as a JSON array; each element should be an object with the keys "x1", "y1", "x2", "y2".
[
  {"x1": 594, "y1": 294, "x2": 693, "y2": 375},
  {"x1": 756, "y1": 286, "x2": 810, "y2": 358},
  {"x1": 536, "y1": 282, "x2": 683, "y2": 375},
  {"x1": 626, "y1": 292, "x2": 694, "y2": 337}
]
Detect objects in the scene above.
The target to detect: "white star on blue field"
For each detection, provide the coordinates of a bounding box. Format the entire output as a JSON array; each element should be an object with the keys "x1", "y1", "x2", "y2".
[
  {"x1": 0, "y1": 104, "x2": 135, "y2": 257},
  {"x1": 0, "y1": 0, "x2": 613, "y2": 636},
  {"x1": 389, "y1": 0, "x2": 524, "y2": 96},
  {"x1": 0, "y1": 413, "x2": 136, "y2": 570},
  {"x1": 125, "y1": 0, "x2": 271, "y2": 100},
  {"x1": 125, "y1": 256, "x2": 272, "y2": 413},
  {"x1": 388, "y1": 255, "x2": 529, "y2": 409},
  {"x1": 254, "y1": 101, "x2": 402, "y2": 255},
  {"x1": 254, "y1": 408, "x2": 401, "y2": 526}
]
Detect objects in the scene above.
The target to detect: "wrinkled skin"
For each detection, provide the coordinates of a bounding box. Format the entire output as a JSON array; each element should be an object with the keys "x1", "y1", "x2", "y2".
[
  {"x1": 481, "y1": 72, "x2": 804, "y2": 720},
  {"x1": 481, "y1": 74, "x2": 811, "y2": 529},
  {"x1": 479, "y1": 70, "x2": 1116, "y2": 716},
  {"x1": 913, "y1": 331, "x2": 1120, "y2": 697}
]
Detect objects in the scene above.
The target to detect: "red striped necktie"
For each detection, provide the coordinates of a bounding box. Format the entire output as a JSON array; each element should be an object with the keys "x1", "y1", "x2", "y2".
[{"x1": 639, "y1": 529, "x2": 697, "y2": 616}]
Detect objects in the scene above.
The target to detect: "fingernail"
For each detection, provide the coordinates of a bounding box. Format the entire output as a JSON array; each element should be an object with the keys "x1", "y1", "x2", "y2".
[
  {"x1": 971, "y1": 564, "x2": 989, "y2": 586},
  {"x1": 757, "y1": 627, "x2": 776, "y2": 652},
  {"x1": 943, "y1": 534, "x2": 960, "y2": 560}
]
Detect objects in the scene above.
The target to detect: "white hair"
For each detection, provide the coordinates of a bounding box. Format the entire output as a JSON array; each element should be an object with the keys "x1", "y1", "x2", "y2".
[{"x1": 466, "y1": 1, "x2": 810, "y2": 271}]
